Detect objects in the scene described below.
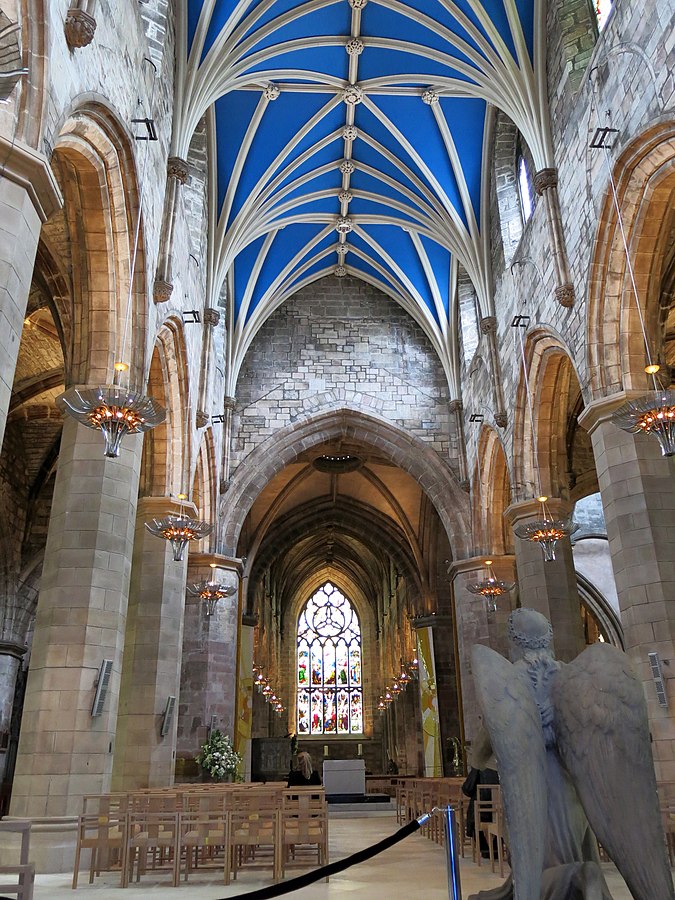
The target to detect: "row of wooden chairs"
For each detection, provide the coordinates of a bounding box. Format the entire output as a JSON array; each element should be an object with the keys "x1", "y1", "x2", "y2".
[
  {"x1": 395, "y1": 778, "x2": 507, "y2": 876},
  {"x1": 72, "y1": 786, "x2": 328, "y2": 890}
]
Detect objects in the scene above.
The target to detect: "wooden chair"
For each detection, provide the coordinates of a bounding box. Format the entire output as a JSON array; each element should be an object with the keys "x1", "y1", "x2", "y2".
[
  {"x1": 123, "y1": 810, "x2": 180, "y2": 888},
  {"x1": 0, "y1": 820, "x2": 34, "y2": 900},
  {"x1": 475, "y1": 784, "x2": 507, "y2": 876},
  {"x1": 280, "y1": 789, "x2": 328, "y2": 880},
  {"x1": 72, "y1": 808, "x2": 128, "y2": 889},
  {"x1": 177, "y1": 793, "x2": 230, "y2": 885},
  {"x1": 229, "y1": 789, "x2": 281, "y2": 882}
]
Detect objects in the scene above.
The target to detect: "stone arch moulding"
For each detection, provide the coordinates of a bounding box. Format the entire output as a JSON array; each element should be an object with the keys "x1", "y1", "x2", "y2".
[
  {"x1": 219, "y1": 407, "x2": 472, "y2": 561},
  {"x1": 587, "y1": 120, "x2": 675, "y2": 399},
  {"x1": 191, "y1": 427, "x2": 218, "y2": 552},
  {"x1": 141, "y1": 316, "x2": 189, "y2": 498},
  {"x1": 512, "y1": 326, "x2": 586, "y2": 501},
  {"x1": 472, "y1": 425, "x2": 513, "y2": 557},
  {"x1": 51, "y1": 100, "x2": 147, "y2": 387}
]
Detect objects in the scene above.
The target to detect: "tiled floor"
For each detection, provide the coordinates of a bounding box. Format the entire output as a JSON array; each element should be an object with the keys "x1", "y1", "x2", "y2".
[{"x1": 32, "y1": 814, "x2": 642, "y2": 898}]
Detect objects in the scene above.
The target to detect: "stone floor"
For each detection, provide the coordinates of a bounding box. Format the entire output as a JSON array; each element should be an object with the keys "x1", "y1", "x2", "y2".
[{"x1": 32, "y1": 813, "x2": 640, "y2": 898}]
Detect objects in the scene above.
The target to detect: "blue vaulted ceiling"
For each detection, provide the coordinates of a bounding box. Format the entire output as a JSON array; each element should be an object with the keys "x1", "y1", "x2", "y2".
[{"x1": 179, "y1": 0, "x2": 547, "y2": 394}]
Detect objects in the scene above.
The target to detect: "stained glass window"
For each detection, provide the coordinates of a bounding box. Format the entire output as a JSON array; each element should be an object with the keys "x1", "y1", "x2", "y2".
[{"x1": 297, "y1": 582, "x2": 363, "y2": 735}]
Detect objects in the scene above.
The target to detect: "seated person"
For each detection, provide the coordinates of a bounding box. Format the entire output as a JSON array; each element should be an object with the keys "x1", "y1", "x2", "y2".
[{"x1": 288, "y1": 751, "x2": 322, "y2": 786}]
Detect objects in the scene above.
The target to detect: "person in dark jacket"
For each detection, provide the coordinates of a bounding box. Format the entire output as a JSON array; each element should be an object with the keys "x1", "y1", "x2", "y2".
[
  {"x1": 287, "y1": 751, "x2": 321, "y2": 786},
  {"x1": 462, "y1": 766, "x2": 499, "y2": 857}
]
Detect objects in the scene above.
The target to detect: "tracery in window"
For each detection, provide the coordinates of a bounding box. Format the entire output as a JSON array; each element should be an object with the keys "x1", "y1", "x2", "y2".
[
  {"x1": 297, "y1": 582, "x2": 363, "y2": 735},
  {"x1": 518, "y1": 155, "x2": 534, "y2": 223}
]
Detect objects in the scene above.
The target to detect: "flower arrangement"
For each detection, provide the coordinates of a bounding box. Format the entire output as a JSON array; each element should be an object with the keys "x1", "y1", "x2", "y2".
[{"x1": 195, "y1": 729, "x2": 242, "y2": 781}]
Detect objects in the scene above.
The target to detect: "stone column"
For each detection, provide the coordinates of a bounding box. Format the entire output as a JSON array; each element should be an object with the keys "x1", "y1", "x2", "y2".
[
  {"x1": 0, "y1": 641, "x2": 26, "y2": 784},
  {"x1": 504, "y1": 498, "x2": 584, "y2": 661},
  {"x1": 153, "y1": 157, "x2": 189, "y2": 304},
  {"x1": 10, "y1": 415, "x2": 142, "y2": 817},
  {"x1": 0, "y1": 136, "x2": 61, "y2": 452},
  {"x1": 579, "y1": 393, "x2": 675, "y2": 782},
  {"x1": 220, "y1": 396, "x2": 237, "y2": 489},
  {"x1": 196, "y1": 308, "x2": 221, "y2": 428},
  {"x1": 479, "y1": 317, "x2": 507, "y2": 428},
  {"x1": 447, "y1": 399, "x2": 470, "y2": 491},
  {"x1": 111, "y1": 496, "x2": 193, "y2": 791},
  {"x1": 176, "y1": 553, "x2": 242, "y2": 767},
  {"x1": 449, "y1": 557, "x2": 516, "y2": 744},
  {"x1": 533, "y1": 168, "x2": 575, "y2": 308}
]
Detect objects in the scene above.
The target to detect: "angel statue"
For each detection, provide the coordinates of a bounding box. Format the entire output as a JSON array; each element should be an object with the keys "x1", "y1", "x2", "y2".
[{"x1": 470, "y1": 607, "x2": 673, "y2": 900}]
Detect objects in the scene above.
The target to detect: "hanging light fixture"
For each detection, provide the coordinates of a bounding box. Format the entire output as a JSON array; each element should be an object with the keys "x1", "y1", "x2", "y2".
[
  {"x1": 588, "y1": 132, "x2": 675, "y2": 454},
  {"x1": 512, "y1": 319, "x2": 577, "y2": 561},
  {"x1": 145, "y1": 494, "x2": 213, "y2": 561},
  {"x1": 60, "y1": 69, "x2": 165, "y2": 457},
  {"x1": 377, "y1": 698, "x2": 386, "y2": 712},
  {"x1": 186, "y1": 579, "x2": 236, "y2": 616},
  {"x1": 466, "y1": 559, "x2": 516, "y2": 610}
]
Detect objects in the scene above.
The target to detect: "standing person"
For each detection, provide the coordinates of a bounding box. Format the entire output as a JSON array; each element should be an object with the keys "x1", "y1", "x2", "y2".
[{"x1": 288, "y1": 751, "x2": 322, "y2": 786}]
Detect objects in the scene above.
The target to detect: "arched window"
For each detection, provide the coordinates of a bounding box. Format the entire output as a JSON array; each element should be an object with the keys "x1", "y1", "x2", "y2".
[
  {"x1": 297, "y1": 582, "x2": 363, "y2": 735},
  {"x1": 594, "y1": 0, "x2": 612, "y2": 31},
  {"x1": 517, "y1": 155, "x2": 534, "y2": 223}
]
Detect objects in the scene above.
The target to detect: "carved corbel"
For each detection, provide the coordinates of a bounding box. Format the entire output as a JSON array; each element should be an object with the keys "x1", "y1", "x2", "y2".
[
  {"x1": 533, "y1": 168, "x2": 575, "y2": 308},
  {"x1": 153, "y1": 156, "x2": 190, "y2": 303},
  {"x1": 64, "y1": 1, "x2": 97, "y2": 49},
  {"x1": 480, "y1": 316, "x2": 507, "y2": 428}
]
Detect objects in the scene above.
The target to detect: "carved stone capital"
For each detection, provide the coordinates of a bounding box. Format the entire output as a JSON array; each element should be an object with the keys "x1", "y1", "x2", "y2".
[
  {"x1": 447, "y1": 399, "x2": 463, "y2": 414},
  {"x1": 479, "y1": 316, "x2": 497, "y2": 336},
  {"x1": 0, "y1": 640, "x2": 27, "y2": 660},
  {"x1": 459, "y1": 479, "x2": 471, "y2": 493},
  {"x1": 153, "y1": 279, "x2": 173, "y2": 304},
  {"x1": 167, "y1": 156, "x2": 189, "y2": 184},
  {"x1": 533, "y1": 167, "x2": 558, "y2": 196},
  {"x1": 494, "y1": 412, "x2": 507, "y2": 428},
  {"x1": 64, "y1": 8, "x2": 97, "y2": 49},
  {"x1": 196, "y1": 410, "x2": 210, "y2": 428},
  {"x1": 203, "y1": 308, "x2": 221, "y2": 327},
  {"x1": 223, "y1": 396, "x2": 236, "y2": 412},
  {"x1": 554, "y1": 283, "x2": 575, "y2": 307}
]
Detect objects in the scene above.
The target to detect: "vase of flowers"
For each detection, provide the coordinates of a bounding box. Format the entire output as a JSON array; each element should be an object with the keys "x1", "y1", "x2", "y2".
[{"x1": 195, "y1": 729, "x2": 242, "y2": 782}]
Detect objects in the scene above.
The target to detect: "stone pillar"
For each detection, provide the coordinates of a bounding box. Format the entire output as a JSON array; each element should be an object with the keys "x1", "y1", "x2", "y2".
[
  {"x1": 505, "y1": 498, "x2": 584, "y2": 661},
  {"x1": 0, "y1": 136, "x2": 61, "y2": 452},
  {"x1": 153, "y1": 157, "x2": 189, "y2": 304},
  {"x1": 111, "y1": 496, "x2": 193, "y2": 791},
  {"x1": 449, "y1": 557, "x2": 516, "y2": 744},
  {"x1": 10, "y1": 415, "x2": 142, "y2": 817},
  {"x1": 579, "y1": 393, "x2": 675, "y2": 782},
  {"x1": 220, "y1": 396, "x2": 236, "y2": 489},
  {"x1": 479, "y1": 317, "x2": 507, "y2": 428},
  {"x1": 447, "y1": 399, "x2": 470, "y2": 491},
  {"x1": 533, "y1": 168, "x2": 575, "y2": 308},
  {"x1": 176, "y1": 553, "x2": 242, "y2": 766},
  {"x1": 196, "y1": 308, "x2": 221, "y2": 428},
  {"x1": 0, "y1": 642, "x2": 26, "y2": 784}
]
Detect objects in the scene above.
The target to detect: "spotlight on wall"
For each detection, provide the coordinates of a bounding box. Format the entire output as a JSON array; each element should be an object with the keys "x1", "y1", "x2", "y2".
[{"x1": 469, "y1": 413, "x2": 484, "y2": 423}]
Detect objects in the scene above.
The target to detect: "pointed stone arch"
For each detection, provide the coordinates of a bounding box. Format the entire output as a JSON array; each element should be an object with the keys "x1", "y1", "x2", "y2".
[
  {"x1": 140, "y1": 317, "x2": 189, "y2": 498},
  {"x1": 219, "y1": 407, "x2": 471, "y2": 560},
  {"x1": 191, "y1": 427, "x2": 218, "y2": 553},
  {"x1": 472, "y1": 426, "x2": 513, "y2": 556},
  {"x1": 51, "y1": 101, "x2": 147, "y2": 386},
  {"x1": 588, "y1": 120, "x2": 675, "y2": 398}
]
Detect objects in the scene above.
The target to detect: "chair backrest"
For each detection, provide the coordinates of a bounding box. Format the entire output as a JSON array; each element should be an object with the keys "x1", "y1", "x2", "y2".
[{"x1": 0, "y1": 820, "x2": 31, "y2": 865}]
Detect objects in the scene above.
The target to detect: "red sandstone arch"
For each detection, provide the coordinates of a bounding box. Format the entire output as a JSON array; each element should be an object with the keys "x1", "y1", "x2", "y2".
[
  {"x1": 472, "y1": 426, "x2": 513, "y2": 556},
  {"x1": 140, "y1": 317, "x2": 190, "y2": 497},
  {"x1": 512, "y1": 327, "x2": 591, "y2": 501},
  {"x1": 218, "y1": 408, "x2": 472, "y2": 560},
  {"x1": 588, "y1": 121, "x2": 675, "y2": 398},
  {"x1": 51, "y1": 102, "x2": 147, "y2": 386}
]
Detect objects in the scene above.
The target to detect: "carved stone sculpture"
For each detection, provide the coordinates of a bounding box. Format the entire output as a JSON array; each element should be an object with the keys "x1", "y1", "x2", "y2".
[{"x1": 470, "y1": 608, "x2": 673, "y2": 900}]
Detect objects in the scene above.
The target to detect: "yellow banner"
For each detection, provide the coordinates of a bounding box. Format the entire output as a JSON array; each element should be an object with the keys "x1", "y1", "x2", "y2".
[
  {"x1": 235, "y1": 624, "x2": 254, "y2": 780},
  {"x1": 417, "y1": 626, "x2": 442, "y2": 777}
]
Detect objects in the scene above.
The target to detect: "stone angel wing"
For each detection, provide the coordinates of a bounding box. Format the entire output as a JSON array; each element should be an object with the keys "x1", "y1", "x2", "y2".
[
  {"x1": 472, "y1": 644, "x2": 548, "y2": 900},
  {"x1": 552, "y1": 642, "x2": 674, "y2": 900}
]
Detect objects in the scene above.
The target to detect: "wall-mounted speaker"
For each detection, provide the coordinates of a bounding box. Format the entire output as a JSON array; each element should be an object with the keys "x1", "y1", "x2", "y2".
[
  {"x1": 160, "y1": 696, "x2": 176, "y2": 737},
  {"x1": 91, "y1": 659, "x2": 113, "y2": 717},
  {"x1": 209, "y1": 714, "x2": 218, "y2": 734},
  {"x1": 648, "y1": 652, "x2": 668, "y2": 708}
]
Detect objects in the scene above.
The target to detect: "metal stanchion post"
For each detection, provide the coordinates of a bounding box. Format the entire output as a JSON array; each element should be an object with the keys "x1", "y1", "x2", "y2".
[{"x1": 444, "y1": 805, "x2": 462, "y2": 900}]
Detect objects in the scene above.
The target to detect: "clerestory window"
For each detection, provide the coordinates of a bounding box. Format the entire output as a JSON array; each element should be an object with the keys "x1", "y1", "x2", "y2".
[{"x1": 297, "y1": 582, "x2": 363, "y2": 735}]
